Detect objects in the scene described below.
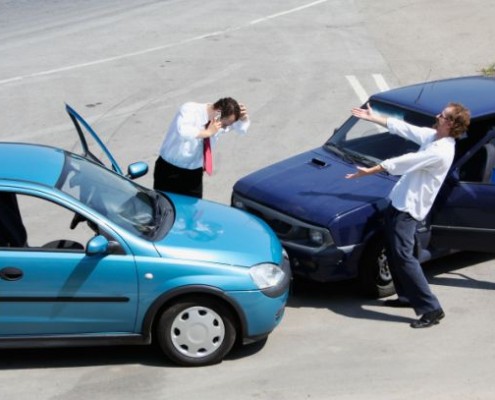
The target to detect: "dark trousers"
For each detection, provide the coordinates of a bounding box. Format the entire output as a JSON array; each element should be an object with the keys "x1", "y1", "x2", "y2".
[
  {"x1": 153, "y1": 156, "x2": 203, "y2": 199},
  {"x1": 384, "y1": 205, "x2": 441, "y2": 315}
]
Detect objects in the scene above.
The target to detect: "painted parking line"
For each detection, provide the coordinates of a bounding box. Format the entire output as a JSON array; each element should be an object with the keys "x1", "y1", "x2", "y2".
[
  {"x1": 346, "y1": 74, "x2": 390, "y2": 103},
  {"x1": 373, "y1": 73, "x2": 390, "y2": 92},
  {"x1": 250, "y1": 0, "x2": 329, "y2": 25},
  {"x1": 0, "y1": 0, "x2": 330, "y2": 86},
  {"x1": 345, "y1": 75, "x2": 369, "y2": 104}
]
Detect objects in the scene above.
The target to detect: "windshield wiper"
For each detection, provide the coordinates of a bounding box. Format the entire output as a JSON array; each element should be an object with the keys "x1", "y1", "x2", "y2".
[
  {"x1": 327, "y1": 143, "x2": 379, "y2": 167},
  {"x1": 325, "y1": 142, "x2": 344, "y2": 154},
  {"x1": 343, "y1": 150, "x2": 378, "y2": 167},
  {"x1": 324, "y1": 142, "x2": 355, "y2": 163},
  {"x1": 153, "y1": 193, "x2": 163, "y2": 224}
]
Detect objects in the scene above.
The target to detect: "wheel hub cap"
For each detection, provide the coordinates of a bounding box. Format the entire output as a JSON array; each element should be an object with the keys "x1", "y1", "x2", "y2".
[{"x1": 171, "y1": 306, "x2": 225, "y2": 358}]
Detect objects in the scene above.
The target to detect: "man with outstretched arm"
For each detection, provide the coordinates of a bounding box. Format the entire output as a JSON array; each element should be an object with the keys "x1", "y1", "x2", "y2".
[{"x1": 346, "y1": 102, "x2": 470, "y2": 328}]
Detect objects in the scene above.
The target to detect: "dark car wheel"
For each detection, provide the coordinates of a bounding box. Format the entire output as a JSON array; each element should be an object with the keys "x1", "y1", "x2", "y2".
[
  {"x1": 156, "y1": 296, "x2": 237, "y2": 366},
  {"x1": 358, "y1": 241, "x2": 395, "y2": 298}
]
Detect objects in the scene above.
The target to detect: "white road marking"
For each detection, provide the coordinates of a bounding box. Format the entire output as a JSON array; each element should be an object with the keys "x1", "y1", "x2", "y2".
[
  {"x1": 346, "y1": 74, "x2": 391, "y2": 103},
  {"x1": 250, "y1": 0, "x2": 329, "y2": 25},
  {"x1": 0, "y1": 0, "x2": 329, "y2": 86},
  {"x1": 372, "y1": 73, "x2": 390, "y2": 92},
  {"x1": 345, "y1": 75, "x2": 369, "y2": 104}
]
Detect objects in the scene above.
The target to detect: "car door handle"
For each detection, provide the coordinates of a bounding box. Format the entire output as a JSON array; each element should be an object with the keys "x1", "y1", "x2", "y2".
[{"x1": 0, "y1": 267, "x2": 24, "y2": 281}]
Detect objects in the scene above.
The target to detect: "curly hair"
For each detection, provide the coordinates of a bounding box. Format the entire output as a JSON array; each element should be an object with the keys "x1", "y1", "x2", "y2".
[
  {"x1": 447, "y1": 102, "x2": 471, "y2": 139},
  {"x1": 213, "y1": 97, "x2": 241, "y2": 121}
]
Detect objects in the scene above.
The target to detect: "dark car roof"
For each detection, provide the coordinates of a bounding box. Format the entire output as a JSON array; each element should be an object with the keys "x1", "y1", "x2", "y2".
[
  {"x1": 370, "y1": 75, "x2": 495, "y2": 119},
  {"x1": 0, "y1": 142, "x2": 65, "y2": 187}
]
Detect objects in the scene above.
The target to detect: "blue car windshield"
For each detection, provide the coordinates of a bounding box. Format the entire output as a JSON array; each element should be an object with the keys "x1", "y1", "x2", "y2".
[
  {"x1": 57, "y1": 153, "x2": 173, "y2": 239},
  {"x1": 325, "y1": 101, "x2": 435, "y2": 165}
]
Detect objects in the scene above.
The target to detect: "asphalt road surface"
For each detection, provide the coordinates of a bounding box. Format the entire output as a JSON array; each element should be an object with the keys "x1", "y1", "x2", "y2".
[{"x1": 1, "y1": 1, "x2": 495, "y2": 399}]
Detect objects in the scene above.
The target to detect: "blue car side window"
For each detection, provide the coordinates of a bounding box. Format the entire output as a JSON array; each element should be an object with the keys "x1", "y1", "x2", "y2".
[
  {"x1": 0, "y1": 192, "x2": 27, "y2": 248},
  {"x1": 0, "y1": 193, "x2": 94, "y2": 251}
]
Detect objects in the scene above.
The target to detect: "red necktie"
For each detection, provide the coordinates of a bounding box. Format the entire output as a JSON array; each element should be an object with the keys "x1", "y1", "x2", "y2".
[{"x1": 203, "y1": 137, "x2": 213, "y2": 175}]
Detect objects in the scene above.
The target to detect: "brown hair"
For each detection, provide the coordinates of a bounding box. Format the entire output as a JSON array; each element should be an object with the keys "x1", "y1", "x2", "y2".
[
  {"x1": 213, "y1": 97, "x2": 241, "y2": 121},
  {"x1": 446, "y1": 102, "x2": 471, "y2": 139}
]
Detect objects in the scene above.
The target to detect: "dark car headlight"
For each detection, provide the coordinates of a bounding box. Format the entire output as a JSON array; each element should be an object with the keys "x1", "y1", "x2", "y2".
[
  {"x1": 308, "y1": 228, "x2": 331, "y2": 246},
  {"x1": 232, "y1": 193, "x2": 334, "y2": 250},
  {"x1": 232, "y1": 195, "x2": 247, "y2": 210}
]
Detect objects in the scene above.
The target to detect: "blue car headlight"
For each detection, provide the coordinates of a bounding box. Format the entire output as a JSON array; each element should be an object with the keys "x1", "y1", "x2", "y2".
[{"x1": 249, "y1": 263, "x2": 286, "y2": 290}]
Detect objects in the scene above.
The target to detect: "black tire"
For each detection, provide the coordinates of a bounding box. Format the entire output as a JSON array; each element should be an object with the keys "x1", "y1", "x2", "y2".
[
  {"x1": 155, "y1": 296, "x2": 237, "y2": 366},
  {"x1": 358, "y1": 241, "x2": 395, "y2": 298}
]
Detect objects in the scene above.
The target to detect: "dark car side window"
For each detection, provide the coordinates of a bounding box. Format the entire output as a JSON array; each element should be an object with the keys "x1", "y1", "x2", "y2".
[
  {"x1": 454, "y1": 121, "x2": 495, "y2": 183},
  {"x1": 457, "y1": 145, "x2": 495, "y2": 184}
]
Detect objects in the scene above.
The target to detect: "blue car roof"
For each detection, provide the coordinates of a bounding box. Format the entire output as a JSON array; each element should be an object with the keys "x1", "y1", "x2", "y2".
[
  {"x1": 370, "y1": 75, "x2": 495, "y2": 119},
  {"x1": 0, "y1": 143, "x2": 65, "y2": 187}
]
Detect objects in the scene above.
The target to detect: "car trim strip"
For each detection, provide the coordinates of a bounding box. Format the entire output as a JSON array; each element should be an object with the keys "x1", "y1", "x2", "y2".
[{"x1": 0, "y1": 296, "x2": 130, "y2": 302}]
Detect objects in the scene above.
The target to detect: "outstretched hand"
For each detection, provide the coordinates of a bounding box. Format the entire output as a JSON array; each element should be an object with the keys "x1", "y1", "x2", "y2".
[
  {"x1": 351, "y1": 103, "x2": 374, "y2": 121},
  {"x1": 345, "y1": 166, "x2": 369, "y2": 179},
  {"x1": 345, "y1": 164, "x2": 385, "y2": 179},
  {"x1": 351, "y1": 103, "x2": 388, "y2": 127}
]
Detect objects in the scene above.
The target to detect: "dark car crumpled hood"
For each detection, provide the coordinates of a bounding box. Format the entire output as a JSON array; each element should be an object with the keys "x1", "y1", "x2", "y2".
[{"x1": 234, "y1": 147, "x2": 396, "y2": 227}]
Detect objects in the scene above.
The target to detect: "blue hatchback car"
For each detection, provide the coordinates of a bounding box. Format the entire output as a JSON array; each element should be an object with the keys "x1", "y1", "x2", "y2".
[
  {"x1": 0, "y1": 105, "x2": 290, "y2": 366},
  {"x1": 232, "y1": 75, "x2": 495, "y2": 298}
]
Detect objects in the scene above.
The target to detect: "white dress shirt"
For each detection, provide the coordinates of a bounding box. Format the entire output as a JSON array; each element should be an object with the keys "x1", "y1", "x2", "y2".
[
  {"x1": 158, "y1": 102, "x2": 250, "y2": 169},
  {"x1": 381, "y1": 118, "x2": 456, "y2": 221}
]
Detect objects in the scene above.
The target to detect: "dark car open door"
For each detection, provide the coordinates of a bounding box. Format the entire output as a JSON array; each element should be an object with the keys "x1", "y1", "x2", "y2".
[{"x1": 430, "y1": 130, "x2": 495, "y2": 253}]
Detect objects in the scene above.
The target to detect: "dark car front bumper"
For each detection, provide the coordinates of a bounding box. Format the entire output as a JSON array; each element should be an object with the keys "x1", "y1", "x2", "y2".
[{"x1": 283, "y1": 241, "x2": 363, "y2": 283}]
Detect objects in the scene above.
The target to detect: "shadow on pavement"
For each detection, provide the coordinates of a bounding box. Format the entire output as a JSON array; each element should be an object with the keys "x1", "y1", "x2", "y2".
[
  {"x1": 425, "y1": 252, "x2": 495, "y2": 290},
  {"x1": 0, "y1": 338, "x2": 269, "y2": 370},
  {"x1": 286, "y1": 251, "x2": 495, "y2": 323},
  {"x1": 0, "y1": 344, "x2": 175, "y2": 370},
  {"x1": 226, "y1": 337, "x2": 268, "y2": 361}
]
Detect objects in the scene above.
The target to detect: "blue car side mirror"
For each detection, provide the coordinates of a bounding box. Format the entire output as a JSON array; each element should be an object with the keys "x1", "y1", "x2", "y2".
[
  {"x1": 86, "y1": 235, "x2": 109, "y2": 255},
  {"x1": 127, "y1": 162, "x2": 148, "y2": 180}
]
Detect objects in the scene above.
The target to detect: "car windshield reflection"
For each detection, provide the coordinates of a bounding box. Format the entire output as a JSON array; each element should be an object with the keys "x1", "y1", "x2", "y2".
[
  {"x1": 57, "y1": 153, "x2": 173, "y2": 239},
  {"x1": 325, "y1": 101, "x2": 432, "y2": 163}
]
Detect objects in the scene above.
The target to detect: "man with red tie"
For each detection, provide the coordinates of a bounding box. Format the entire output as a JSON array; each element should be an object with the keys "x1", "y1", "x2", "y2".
[{"x1": 153, "y1": 97, "x2": 250, "y2": 198}]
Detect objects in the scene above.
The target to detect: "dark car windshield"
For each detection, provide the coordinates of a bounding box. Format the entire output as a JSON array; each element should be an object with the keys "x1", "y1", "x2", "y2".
[
  {"x1": 57, "y1": 153, "x2": 174, "y2": 239},
  {"x1": 325, "y1": 101, "x2": 436, "y2": 164}
]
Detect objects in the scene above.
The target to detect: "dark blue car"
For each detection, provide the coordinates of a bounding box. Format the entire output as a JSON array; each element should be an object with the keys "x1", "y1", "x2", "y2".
[{"x1": 232, "y1": 75, "x2": 495, "y2": 298}]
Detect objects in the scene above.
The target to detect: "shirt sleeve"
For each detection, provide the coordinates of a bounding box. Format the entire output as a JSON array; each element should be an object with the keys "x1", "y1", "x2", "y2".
[
  {"x1": 223, "y1": 118, "x2": 251, "y2": 135},
  {"x1": 387, "y1": 118, "x2": 436, "y2": 146},
  {"x1": 381, "y1": 143, "x2": 445, "y2": 176},
  {"x1": 176, "y1": 103, "x2": 202, "y2": 139}
]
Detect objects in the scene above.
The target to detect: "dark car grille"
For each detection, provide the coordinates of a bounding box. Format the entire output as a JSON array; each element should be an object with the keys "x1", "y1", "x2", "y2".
[{"x1": 243, "y1": 206, "x2": 294, "y2": 236}]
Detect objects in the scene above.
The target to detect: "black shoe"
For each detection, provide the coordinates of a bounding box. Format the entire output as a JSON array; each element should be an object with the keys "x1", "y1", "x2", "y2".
[
  {"x1": 383, "y1": 299, "x2": 411, "y2": 308},
  {"x1": 410, "y1": 309, "x2": 445, "y2": 328}
]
